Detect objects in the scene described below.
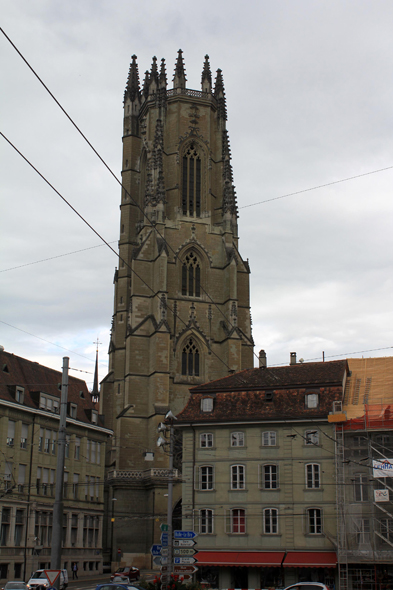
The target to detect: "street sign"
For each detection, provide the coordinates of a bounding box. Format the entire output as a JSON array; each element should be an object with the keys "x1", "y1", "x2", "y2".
[
  {"x1": 174, "y1": 530, "x2": 197, "y2": 539},
  {"x1": 151, "y1": 544, "x2": 162, "y2": 556},
  {"x1": 174, "y1": 548, "x2": 196, "y2": 556},
  {"x1": 161, "y1": 532, "x2": 168, "y2": 546},
  {"x1": 44, "y1": 571, "x2": 61, "y2": 586},
  {"x1": 161, "y1": 574, "x2": 169, "y2": 583},
  {"x1": 174, "y1": 557, "x2": 196, "y2": 565},
  {"x1": 161, "y1": 557, "x2": 168, "y2": 565},
  {"x1": 161, "y1": 548, "x2": 168, "y2": 557},
  {"x1": 160, "y1": 565, "x2": 168, "y2": 573},
  {"x1": 160, "y1": 523, "x2": 169, "y2": 532},
  {"x1": 174, "y1": 565, "x2": 198, "y2": 574},
  {"x1": 153, "y1": 556, "x2": 162, "y2": 567},
  {"x1": 174, "y1": 539, "x2": 196, "y2": 547}
]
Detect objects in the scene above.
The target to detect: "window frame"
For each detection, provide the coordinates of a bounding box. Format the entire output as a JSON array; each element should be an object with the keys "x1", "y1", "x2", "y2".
[
  {"x1": 306, "y1": 463, "x2": 321, "y2": 489},
  {"x1": 200, "y1": 433, "x2": 213, "y2": 448},
  {"x1": 231, "y1": 432, "x2": 245, "y2": 447},
  {"x1": 231, "y1": 464, "x2": 246, "y2": 490},
  {"x1": 306, "y1": 393, "x2": 319, "y2": 408},
  {"x1": 199, "y1": 465, "x2": 214, "y2": 491},
  {"x1": 262, "y1": 464, "x2": 279, "y2": 490},
  {"x1": 307, "y1": 507, "x2": 323, "y2": 535},
  {"x1": 263, "y1": 508, "x2": 278, "y2": 535},
  {"x1": 199, "y1": 509, "x2": 214, "y2": 534},
  {"x1": 229, "y1": 508, "x2": 246, "y2": 534},
  {"x1": 305, "y1": 430, "x2": 319, "y2": 445},
  {"x1": 201, "y1": 398, "x2": 213, "y2": 413},
  {"x1": 354, "y1": 473, "x2": 369, "y2": 502},
  {"x1": 262, "y1": 431, "x2": 277, "y2": 446}
]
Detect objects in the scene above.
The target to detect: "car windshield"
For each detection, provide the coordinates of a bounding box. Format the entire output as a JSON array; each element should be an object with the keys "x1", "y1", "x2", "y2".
[
  {"x1": 31, "y1": 572, "x2": 47, "y2": 579},
  {"x1": 116, "y1": 568, "x2": 126, "y2": 573}
]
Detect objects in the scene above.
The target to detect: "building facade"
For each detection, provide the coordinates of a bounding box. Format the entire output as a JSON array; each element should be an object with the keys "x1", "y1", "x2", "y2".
[
  {"x1": 0, "y1": 349, "x2": 112, "y2": 582},
  {"x1": 176, "y1": 355, "x2": 348, "y2": 589},
  {"x1": 335, "y1": 357, "x2": 393, "y2": 590},
  {"x1": 100, "y1": 51, "x2": 253, "y2": 567}
]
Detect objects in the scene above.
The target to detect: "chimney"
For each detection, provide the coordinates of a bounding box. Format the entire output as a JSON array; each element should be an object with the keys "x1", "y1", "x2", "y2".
[
  {"x1": 290, "y1": 352, "x2": 297, "y2": 365},
  {"x1": 259, "y1": 349, "x2": 267, "y2": 368}
]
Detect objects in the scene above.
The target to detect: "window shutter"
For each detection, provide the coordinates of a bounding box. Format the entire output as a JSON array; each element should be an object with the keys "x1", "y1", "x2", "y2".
[{"x1": 194, "y1": 465, "x2": 199, "y2": 490}]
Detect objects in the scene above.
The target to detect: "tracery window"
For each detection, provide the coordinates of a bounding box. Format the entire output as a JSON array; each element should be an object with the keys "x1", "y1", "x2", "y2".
[
  {"x1": 182, "y1": 338, "x2": 200, "y2": 376},
  {"x1": 182, "y1": 143, "x2": 201, "y2": 217},
  {"x1": 182, "y1": 252, "x2": 201, "y2": 297}
]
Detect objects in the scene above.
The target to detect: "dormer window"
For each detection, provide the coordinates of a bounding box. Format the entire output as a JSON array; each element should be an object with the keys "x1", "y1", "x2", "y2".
[
  {"x1": 70, "y1": 404, "x2": 77, "y2": 419},
  {"x1": 16, "y1": 387, "x2": 24, "y2": 404},
  {"x1": 306, "y1": 393, "x2": 319, "y2": 408},
  {"x1": 201, "y1": 397, "x2": 213, "y2": 412},
  {"x1": 91, "y1": 411, "x2": 98, "y2": 424},
  {"x1": 39, "y1": 393, "x2": 60, "y2": 413}
]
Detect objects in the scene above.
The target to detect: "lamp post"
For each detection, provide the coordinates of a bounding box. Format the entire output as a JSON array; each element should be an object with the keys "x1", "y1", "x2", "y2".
[{"x1": 111, "y1": 497, "x2": 117, "y2": 565}]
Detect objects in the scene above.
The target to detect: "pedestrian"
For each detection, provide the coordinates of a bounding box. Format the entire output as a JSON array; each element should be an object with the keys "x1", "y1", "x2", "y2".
[{"x1": 72, "y1": 562, "x2": 78, "y2": 580}]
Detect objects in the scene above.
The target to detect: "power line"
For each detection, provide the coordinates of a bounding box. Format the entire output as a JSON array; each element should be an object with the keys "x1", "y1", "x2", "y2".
[
  {"x1": 240, "y1": 165, "x2": 393, "y2": 209},
  {"x1": 0, "y1": 242, "x2": 117, "y2": 273}
]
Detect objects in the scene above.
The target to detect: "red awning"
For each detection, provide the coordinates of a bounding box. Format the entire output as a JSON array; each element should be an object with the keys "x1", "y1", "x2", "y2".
[
  {"x1": 283, "y1": 552, "x2": 337, "y2": 568},
  {"x1": 196, "y1": 551, "x2": 285, "y2": 567}
]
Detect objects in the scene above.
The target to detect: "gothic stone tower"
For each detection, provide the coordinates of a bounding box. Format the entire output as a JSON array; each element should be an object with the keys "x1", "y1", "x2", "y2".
[{"x1": 100, "y1": 51, "x2": 253, "y2": 566}]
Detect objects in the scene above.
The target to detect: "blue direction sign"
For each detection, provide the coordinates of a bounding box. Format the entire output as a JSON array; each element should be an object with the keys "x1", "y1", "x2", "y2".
[
  {"x1": 151, "y1": 544, "x2": 162, "y2": 556},
  {"x1": 174, "y1": 530, "x2": 198, "y2": 539},
  {"x1": 174, "y1": 557, "x2": 196, "y2": 565},
  {"x1": 161, "y1": 532, "x2": 168, "y2": 547}
]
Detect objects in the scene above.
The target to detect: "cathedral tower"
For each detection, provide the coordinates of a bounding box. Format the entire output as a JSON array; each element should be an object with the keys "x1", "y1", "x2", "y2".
[{"x1": 100, "y1": 51, "x2": 253, "y2": 566}]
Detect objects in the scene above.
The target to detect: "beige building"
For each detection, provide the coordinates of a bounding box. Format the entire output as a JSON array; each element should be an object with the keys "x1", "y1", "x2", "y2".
[
  {"x1": 100, "y1": 51, "x2": 253, "y2": 566},
  {"x1": 0, "y1": 349, "x2": 112, "y2": 582},
  {"x1": 176, "y1": 354, "x2": 348, "y2": 589}
]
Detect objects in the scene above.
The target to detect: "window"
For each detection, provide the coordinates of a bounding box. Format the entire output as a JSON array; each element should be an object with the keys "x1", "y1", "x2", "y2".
[
  {"x1": 380, "y1": 519, "x2": 393, "y2": 542},
  {"x1": 263, "y1": 464, "x2": 279, "y2": 489},
  {"x1": 200, "y1": 509, "x2": 213, "y2": 534},
  {"x1": 86, "y1": 439, "x2": 90, "y2": 462},
  {"x1": 97, "y1": 442, "x2": 101, "y2": 465},
  {"x1": 199, "y1": 466, "x2": 214, "y2": 490},
  {"x1": 354, "y1": 473, "x2": 369, "y2": 502},
  {"x1": 83, "y1": 515, "x2": 99, "y2": 548},
  {"x1": 1, "y1": 508, "x2": 11, "y2": 545},
  {"x1": 231, "y1": 432, "x2": 244, "y2": 447},
  {"x1": 70, "y1": 404, "x2": 77, "y2": 419},
  {"x1": 71, "y1": 514, "x2": 78, "y2": 546},
  {"x1": 264, "y1": 508, "x2": 278, "y2": 534},
  {"x1": 91, "y1": 441, "x2": 96, "y2": 464},
  {"x1": 262, "y1": 431, "x2": 276, "y2": 446},
  {"x1": 230, "y1": 508, "x2": 246, "y2": 534},
  {"x1": 14, "y1": 510, "x2": 24, "y2": 546},
  {"x1": 200, "y1": 433, "x2": 213, "y2": 448},
  {"x1": 51, "y1": 431, "x2": 57, "y2": 455},
  {"x1": 305, "y1": 430, "x2": 319, "y2": 445},
  {"x1": 42, "y1": 468, "x2": 49, "y2": 495},
  {"x1": 39, "y1": 428, "x2": 44, "y2": 452},
  {"x1": 7, "y1": 420, "x2": 15, "y2": 446},
  {"x1": 91, "y1": 411, "x2": 98, "y2": 424},
  {"x1": 18, "y1": 464, "x2": 26, "y2": 493},
  {"x1": 4, "y1": 461, "x2": 13, "y2": 490},
  {"x1": 231, "y1": 465, "x2": 245, "y2": 490},
  {"x1": 75, "y1": 437, "x2": 81, "y2": 460},
  {"x1": 306, "y1": 464, "x2": 320, "y2": 489},
  {"x1": 16, "y1": 387, "x2": 24, "y2": 403},
  {"x1": 307, "y1": 508, "x2": 322, "y2": 534},
  {"x1": 182, "y1": 144, "x2": 201, "y2": 217},
  {"x1": 306, "y1": 393, "x2": 319, "y2": 408},
  {"x1": 354, "y1": 518, "x2": 370, "y2": 544},
  {"x1": 182, "y1": 338, "x2": 200, "y2": 376},
  {"x1": 73, "y1": 474, "x2": 79, "y2": 500},
  {"x1": 201, "y1": 398, "x2": 213, "y2": 413},
  {"x1": 182, "y1": 252, "x2": 201, "y2": 297},
  {"x1": 21, "y1": 423, "x2": 28, "y2": 449}
]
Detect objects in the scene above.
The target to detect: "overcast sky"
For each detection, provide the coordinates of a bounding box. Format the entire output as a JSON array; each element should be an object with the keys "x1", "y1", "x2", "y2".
[{"x1": 1, "y1": 0, "x2": 393, "y2": 388}]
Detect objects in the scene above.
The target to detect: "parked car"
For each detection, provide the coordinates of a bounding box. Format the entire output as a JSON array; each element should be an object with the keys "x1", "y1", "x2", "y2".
[
  {"x1": 3, "y1": 583, "x2": 29, "y2": 590},
  {"x1": 27, "y1": 570, "x2": 68, "y2": 590},
  {"x1": 110, "y1": 567, "x2": 140, "y2": 583},
  {"x1": 284, "y1": 584, "x2": 330, "y2": 590}
]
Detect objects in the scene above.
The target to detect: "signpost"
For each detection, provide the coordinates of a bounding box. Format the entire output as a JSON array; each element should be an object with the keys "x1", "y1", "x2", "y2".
[
  {"x1": 151, "y1": 544, "x2": 162, "y2": 556},
  {"x1": 161, "y1": 532, "x2": 168, "y2": 547},
  {"x1": 153, "y1": 556, "x2": 162, "y2": 567},
  {"x1": 174, "y1": 539, "x2": 196, "y2": 547},
  {"x1": 173, "y1": 548, "x2": 196, "y2": 556},
  {"x1": 44, "y1": 571, "x2": 61, "y2": 586},
  {"x1": 174, "y1": 557, "x2": 196, "y2": 565},
  {"x1": 160, "y1": 523, "x2": 169, "y2": 532},
  {"x1": 174, "y1": 530, "x2": 198, "y2": 539},
  {"x1": 173, "y1": 565, "x2": 198, "y2": 575}
]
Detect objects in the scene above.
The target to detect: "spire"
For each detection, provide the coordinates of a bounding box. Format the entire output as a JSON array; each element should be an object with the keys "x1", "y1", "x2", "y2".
[
  {"x1": 142, "y1": 70, "x2": 150, "y2": 100},
  {"x1": 159, "y1": 58, "x2": 167, "y2": 89},
  {"x1": 124, "y1": 54, "x2": 141, "y2": 103},
  {"x1": 222, "y1": 129, "x2": 238, "y2": 218},
  {"x1": 214, "y1": 69, "x2": 227, "y2": 120},
  {"x1": 91, "y1": 338, "x2": 101, "y2": 401},
  {"x1": 173, "y1": 49, "x2": 187, "y2": 89},
  {"x1": 201, "y1": 54, "x2": 212, "y2": 93},
  {"x1": 149, "y1": 56, "x2": 159, "y2": 94}
]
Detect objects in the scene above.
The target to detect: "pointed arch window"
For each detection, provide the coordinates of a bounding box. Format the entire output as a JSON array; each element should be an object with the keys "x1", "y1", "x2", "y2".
[
  {"x1": 182, "y1": 144, "x2": 201, "y2": 217},
  {"x1": 182, "y1": 252, "x2": 201, "y2": 297},
  {"x1": 181, "y1": 338, "x2": 200, "y2": 377}
]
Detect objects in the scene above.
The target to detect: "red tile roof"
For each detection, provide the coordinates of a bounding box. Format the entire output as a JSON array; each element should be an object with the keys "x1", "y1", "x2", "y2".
[
  {"x1": 176, "y1": 360, "x2": 347, "y2": 423},
  {"x1": 0, "y1": 350, "x2": 101, "y2": 426}
]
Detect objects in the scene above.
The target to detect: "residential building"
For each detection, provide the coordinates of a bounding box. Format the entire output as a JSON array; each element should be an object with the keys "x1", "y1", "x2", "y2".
[
  {"x1": 176, "y1": 354, "x2": 347, "y2": 589},
  {"x1": 0, "y1": 348, "x2": 112, "y2": 582},
  {"x1": 334, "y1": 357, "x2": 393, "y2": 590},
  {"x1": 100, "y1": 51, "x2": 253, "y2": 566}
]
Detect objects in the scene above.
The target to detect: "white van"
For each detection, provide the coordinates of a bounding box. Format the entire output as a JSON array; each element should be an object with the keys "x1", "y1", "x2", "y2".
[{"x1": 28, "y1": 569, "x2": 68, "y2": 590}]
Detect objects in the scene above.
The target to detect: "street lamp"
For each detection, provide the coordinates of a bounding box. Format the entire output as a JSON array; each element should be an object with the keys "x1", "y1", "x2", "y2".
[{"x1": 111, "y1": 497, "x2": 117, "y2": 564}]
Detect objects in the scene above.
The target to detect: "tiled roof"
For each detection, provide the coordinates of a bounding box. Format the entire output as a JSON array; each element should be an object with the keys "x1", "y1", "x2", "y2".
[
  {"x1": 176, "y1": 360, "x2": 347, "y2": 423},
  {"x1": 0, "y1": 350, "x2": 102, "y2": 427}
]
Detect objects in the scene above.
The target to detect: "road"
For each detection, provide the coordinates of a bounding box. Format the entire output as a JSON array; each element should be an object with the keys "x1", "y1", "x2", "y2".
[{"x1": 67, "y1": 571, "x2": 157, "y2": 590}]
